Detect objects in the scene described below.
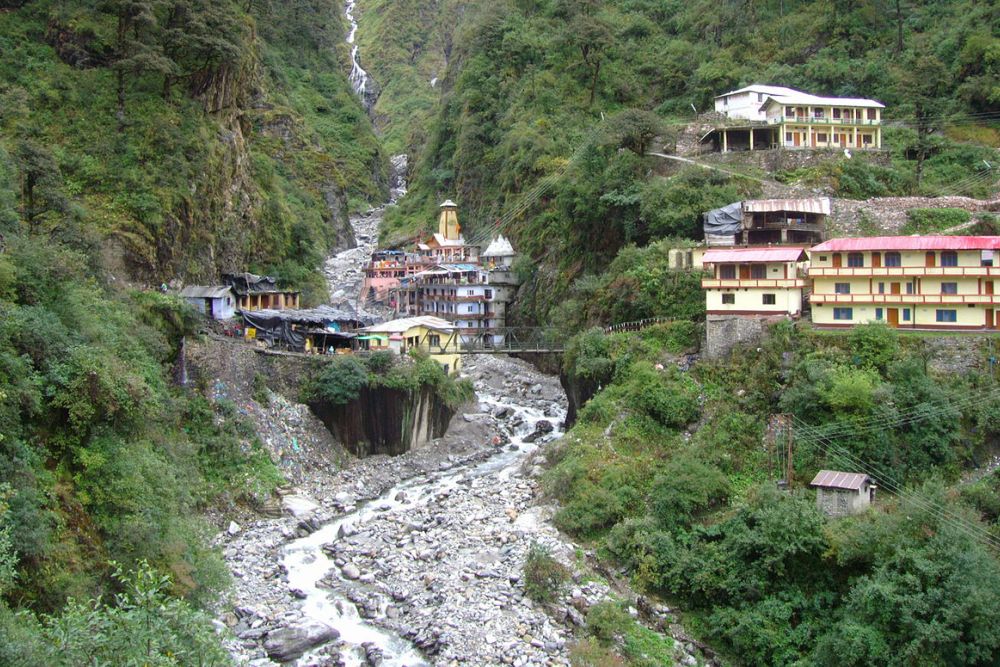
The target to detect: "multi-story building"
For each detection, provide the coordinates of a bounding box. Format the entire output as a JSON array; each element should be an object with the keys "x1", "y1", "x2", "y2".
[
  {"x1": 701, "y1": 247, "x2": 809, "y2": 317},
  {"x1": 809, "y1": 236, "x2": 1000, "y2": 330},
  {"x1": 704, "y1": 198, "x2": 829, "y2": 247},
  {"x1": 704, "y1": 84, "x2": 884, "y2": 153}
]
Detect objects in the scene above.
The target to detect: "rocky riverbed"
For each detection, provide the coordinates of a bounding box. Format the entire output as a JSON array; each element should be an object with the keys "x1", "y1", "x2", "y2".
[{"x1": 214, "y1": 354, "x2": 712, "y2": 666}]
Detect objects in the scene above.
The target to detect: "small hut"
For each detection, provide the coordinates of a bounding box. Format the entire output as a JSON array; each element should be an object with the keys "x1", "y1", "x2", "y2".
[
  {"x1": 810, "y1": 470, "x2": 874, "y2": 517},
  {"x1": 179, "y1": 286, "x2": 235, "y2": 320}
]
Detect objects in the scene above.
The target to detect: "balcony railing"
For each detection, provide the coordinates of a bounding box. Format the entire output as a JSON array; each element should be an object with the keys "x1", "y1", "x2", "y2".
[
  {"x1": 702, "y1": 279, "x2": 807, "y2": 288},
  {"x1": 773, "y1": 116, "x2": 880, "y2": 126},
  {"x1": 810, "y1": 293, "x2": 1000, "y2": 305},
  {"x1": 809, "y1": 266, "x2": 999, "y2": 277}
]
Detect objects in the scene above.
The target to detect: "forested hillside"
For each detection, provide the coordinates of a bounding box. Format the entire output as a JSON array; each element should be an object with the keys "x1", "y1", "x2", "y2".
[
  {"x1": 383, "y1": 0, "x2": 999, "y2": 323},
  {"x1": 0, "y1": 0, "x2": 385, "y2": 661},
  {"x1": 553, "y1": 323, "x2": 1000, "y2": 666}
]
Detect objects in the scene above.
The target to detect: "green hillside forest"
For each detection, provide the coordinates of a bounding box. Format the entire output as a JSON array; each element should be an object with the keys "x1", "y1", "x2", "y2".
[{"x1": 0, "y1": 0, "x2": 999, "y2": 664}]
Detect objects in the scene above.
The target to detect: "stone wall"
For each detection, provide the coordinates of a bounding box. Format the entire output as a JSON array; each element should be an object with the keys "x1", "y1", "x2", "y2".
[
  {"x1": 829, "y1": 196, "x2": 1000, "y2": 236},
  {"x1": 704, "y1": 315, "x2": 777, "y2": 359}
]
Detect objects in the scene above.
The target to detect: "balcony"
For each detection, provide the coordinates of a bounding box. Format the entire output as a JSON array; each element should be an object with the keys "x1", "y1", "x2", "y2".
[
  {"x1": 809, "y1": 266, "x2": 1000, "y2": 277},
  {"x1": 810, "y1": 293, "x2": 1000, "y2": 305},
  {"x1": 702, "y1": 279, "x2": 807, "y2": 289},
  {"x1": 772, "y1": 116, "x2": 880, "y2": 126}
]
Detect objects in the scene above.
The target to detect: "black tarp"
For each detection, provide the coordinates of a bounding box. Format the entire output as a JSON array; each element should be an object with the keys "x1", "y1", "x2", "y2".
[
  {"x1": 703, "y1": 201, "x2": 743, "y2": 236},
  {"x1": 242, "y1": 312, "x2": 307, "y2": 348}
]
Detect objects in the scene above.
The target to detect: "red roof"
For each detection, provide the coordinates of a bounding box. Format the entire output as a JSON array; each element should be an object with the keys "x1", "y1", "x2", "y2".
[
  {"x1": 702, "y1": 247, "x2": 807, "y2": 263},
  {"x1": 811, "y1": 236, "x2": 1000, "y2": 252}
]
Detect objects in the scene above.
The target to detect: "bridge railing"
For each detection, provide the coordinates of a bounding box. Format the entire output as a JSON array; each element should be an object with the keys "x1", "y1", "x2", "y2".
[{"x1": 603, "y1": 317, "x2": 673, "y2": 335}]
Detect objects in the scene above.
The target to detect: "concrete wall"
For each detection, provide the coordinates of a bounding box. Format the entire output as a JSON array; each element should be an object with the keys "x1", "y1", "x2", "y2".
[
  {"x1": 816, "y1": 487, "x2": 870, "y2": 517},
  {"x1": 706, "y1": 287, "x2": 803, "y2": 315}
]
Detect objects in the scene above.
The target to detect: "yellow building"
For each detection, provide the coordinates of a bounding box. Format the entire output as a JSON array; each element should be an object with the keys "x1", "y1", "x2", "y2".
[
  {"x1": 809, "y1": 236, "x2": 1000, "y2": 330},
  {"x1": 701, "y1": 247, "x2": 809, "y2": 316},
  {"x1": 360, "y1": 316, "x2": 464, "y2": 373}
]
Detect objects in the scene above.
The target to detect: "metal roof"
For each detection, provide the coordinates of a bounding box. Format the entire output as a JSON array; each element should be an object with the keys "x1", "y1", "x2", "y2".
[
  {"x1": 246, "y1": 305, "x2": 373, "y2": 326},
  {"x1": 715, "y1": 84, "x2": 805, "y2": 99},
  {"x1": 810, "y1": 470, "x2": 870, "y2": 491},
  {"x1": 744, "y1": 198, "x2": 831, "y2": 215},
  {"x1": 440, "y1": 199, "x2": 458, "y2": 208},
  {"x1": 811, "y1": 236, "x2": 1000, "y2": 252},
  {"x1": 179, "y1": 286, "x2": 232, "y2": 299},
  {"x1": 702, "y1": 247, "x2": 808, "y2": 263},
  {"x1": 362, "y1": 316, "x2": 455, "y2": 334},
  {"x1": 759, "y1": 93, "x2": 884, "y2": 110}
]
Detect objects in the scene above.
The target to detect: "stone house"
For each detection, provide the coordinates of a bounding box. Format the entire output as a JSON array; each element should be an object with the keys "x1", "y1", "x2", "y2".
[{"x1": 810, "y1": 470, "x2": 874, "y2": 517}]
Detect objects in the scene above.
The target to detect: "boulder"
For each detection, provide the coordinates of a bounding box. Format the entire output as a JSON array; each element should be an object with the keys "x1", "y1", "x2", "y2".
[{"x1": 263, "y1": 622, "x2": 339, "y2": 662}]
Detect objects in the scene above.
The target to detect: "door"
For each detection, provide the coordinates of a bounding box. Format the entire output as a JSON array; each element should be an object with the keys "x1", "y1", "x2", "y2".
[
  {"x1": 987, "y1": 308, "x2": 995, "y2": 329},
  {"x1": 832, "y1": 254, "x2": 842, "y2": 268},
  {"x1": 887, "y1": 308, "x2": 899, "y2": 328},
  {"x1": 986, "y1": 280, "x2": 995, "y2": 295},
  {"x1": 925, "y1": 252, "x2": 936, "y2": 268},
  {"x1": 890, "y1": 282, "x2": 901, "y2": 295},
  {"x1": 739, "y1": 264, "x2": 750, "y2": 280},
  {"x1": 872, "y1": 252, "x2": 881, "y2": 268},
  {"x1": 811, "y1": 131, "x2": 816, "y2": 148},
  {"x1": 793, "y1": 132, "x2": 800, "y2": 147}
]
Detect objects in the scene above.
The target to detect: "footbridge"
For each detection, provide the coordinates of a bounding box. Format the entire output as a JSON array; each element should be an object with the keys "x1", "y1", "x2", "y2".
[{"x1": 418, "y1": 318, "x2": 673, "y2": 356}]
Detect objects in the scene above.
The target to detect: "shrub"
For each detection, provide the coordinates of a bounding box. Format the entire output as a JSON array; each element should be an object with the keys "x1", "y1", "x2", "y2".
[
  {"x1": 847, "y1": 323, "x2": 898, "y2": 374},
  {"x1": 366, "y1": 350, "x2": 396, "y2": 374},
  {"x1": 568, "y1": 637, "x2": 625, "y2": 667},
  {"x1": 304, "y1": 356, "x2": 369, "y2": 405},
  {"x1": 650, "y1": 454, "x2": 730, "y2": 531},
  {"x1": 902, "y1": 207, "x2": 972, "y2": 234},
  {"x1": 523, "y1": 543, "x2": 569, "y2": 604},
  {"x1": 587, "y1": 601, "x2": 633, "y2": 644}
]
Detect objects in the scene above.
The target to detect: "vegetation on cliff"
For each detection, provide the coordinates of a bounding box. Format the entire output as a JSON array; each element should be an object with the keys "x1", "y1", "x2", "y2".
[
  {"x1": 380, "y1": 0, "x2": 998, "y2": 323},
  {"x1": 553, "y1": 322, "x2": 1000, "y2": 665}
]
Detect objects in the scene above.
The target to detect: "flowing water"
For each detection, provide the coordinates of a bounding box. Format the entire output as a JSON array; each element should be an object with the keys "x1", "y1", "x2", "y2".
[
  {"x1": 281, "y1": 391, "x2": 566, "y2": 666},
  {"x1": 345, "y1": 1, "x2": 371, "y2": 102}
]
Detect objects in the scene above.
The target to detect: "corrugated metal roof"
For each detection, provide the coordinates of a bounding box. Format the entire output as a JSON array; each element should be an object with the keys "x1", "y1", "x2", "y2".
[
  {"x1": 810, "y1": 470, "x2": 870, "y2": 491},
  {"x1": 759, "y1": 93, "x2": 884, "y2": 109},
  {"x1": 811, "y1": 236, "x2": 1000, "y2": 252},
  {"x1": 715, "y1": 84, "x2": 805, "y2": 99},
  {"x1": 362, "y1": 316, "x2": 455, "y2": 334},
  {"x1": 702, "y1": 247, "x2": 807, "y2": 263},
  {"x1": 744, "y1": 198, "x2": 831, "y2": 215},
  {"x1": 179, "y1": 286, "x2": 232, "y2": 299}
]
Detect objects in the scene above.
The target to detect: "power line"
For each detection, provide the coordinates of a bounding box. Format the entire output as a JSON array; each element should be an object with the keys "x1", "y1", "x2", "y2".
[{"x1": 789, "y1": 413, "x2": 1000, "y2": 551}]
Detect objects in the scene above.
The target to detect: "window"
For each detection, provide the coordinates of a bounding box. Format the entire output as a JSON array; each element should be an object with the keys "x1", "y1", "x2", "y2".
[
  {"x1": 906, "y1": 282, "x2": 914, "y2": 295},
  {"x1": 903, "y1": 308, "x2": 911, "y2": 321},
  {"x1": 835, "y1": 283, "x2": 851, "y2": 294},
  {"x1": 484, "y1": 289, "x2": 493, "y2": 299},
  {"x1": 833, "y1": 108, "x2": 841, "y2": 119},
  {"x1": 757, "y1": 93, "x2": 764, "y2": 103},
  {"x1": 875, "y1": 308, "x2": 884, "y2": 320},
  {"x1": 819, "y1": 256, "x2": 828, "y2": 261},
  {"x1": 867, "y1": 108, "x2": 877, "y2": 120},
  {"x1": 786, "y1": 107, "x2": 795, "y2": 118},
  {"x1": 834, "y1": 308, "x2": 853, "y2": 321},
  {"x1": 878, "y1": 282, "x2": 885, "y2": 294},
  {"x1": 719, "y1": 265, "x2": 736, "y2": 279},
  {"x1": 751, "y1": 264, "x2": 767, "y2": 279},
  {"x1": 785, "y1": 132, "x2": 793, "y2": 143},
  {"x1": 941, "y1": 251, "x2": 958, "y2": 267},
  {"x1": 885, "y1": 252, "x2": 901, "y2": 267},
  {"x1": 763, "y1": 294, "x2": 776, "y2": 305},
  {"x1": 941, "y1": 282, "x2": 958, "y2": 295},
  {"x1": 428, "y1": 335, "x2": 441, "y2": 347},
  {"x1": 814, "y1": 108, "x2": 825, "y2": 118},
  {"x1": 936, "y1": 309, "x2": 958, "y2": 323},
  {"x1": 721, "y1": 293, "x2": 735, "y2": 305},
  {"x1": 847, "y1": 253, "x2": 864, "y2": 267},
  {"x1": 817, "y1": 133, "x2": 828, "y2": 142}
]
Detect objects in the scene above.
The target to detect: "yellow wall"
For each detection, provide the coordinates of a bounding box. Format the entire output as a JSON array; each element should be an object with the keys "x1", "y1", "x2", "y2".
[
  {"x1": 706, "y1": 287, "x2": 803, "y2": 315},
  {"x1": 403, "y1": 324, "x2": 463, "y2": 373},
  {"x1": 812, "y1": 302, "x2": 993, "y2": 328}
]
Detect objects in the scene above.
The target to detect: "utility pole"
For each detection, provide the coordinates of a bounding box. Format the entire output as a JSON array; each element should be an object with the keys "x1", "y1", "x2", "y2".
[{"x1": 768, "y1": 414, "x2": 793, "y2": 488}]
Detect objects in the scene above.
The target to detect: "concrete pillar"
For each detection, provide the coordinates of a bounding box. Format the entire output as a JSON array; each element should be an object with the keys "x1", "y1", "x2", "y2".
[
  {"x1": 722, "y1": 129, "x2": 728, "y2": 153},
  {"x1": 876, "y1": 127, "x2": 881, "y2": 149},
  {"x1": 749, "y1": 129, "x2": 754, "y2": 151},
  {"x1": 853, "y1": 126, "x2": 858, "y2": 148}
]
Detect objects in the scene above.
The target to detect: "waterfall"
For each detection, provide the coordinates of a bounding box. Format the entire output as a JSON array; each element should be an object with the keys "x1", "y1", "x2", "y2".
[{"x1": 345, "y1": 1, "x2": 373, "y2": 105}]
